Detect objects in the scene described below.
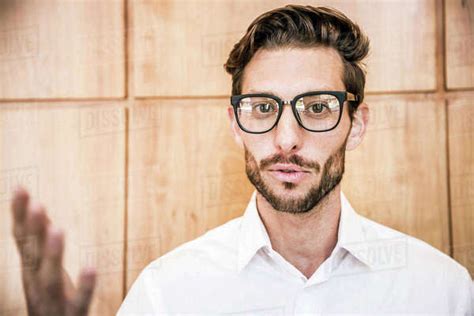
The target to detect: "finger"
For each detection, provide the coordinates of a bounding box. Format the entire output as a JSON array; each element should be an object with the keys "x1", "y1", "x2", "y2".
[
  {"x1": 71, "y1": 267, "x2": 96, "y2": 316},
  {"x1": 62, "y1": 267, "x2": 76, "y2": 299},
  {"x1": 26, "y1": 202, "x2": 50, "y2": 242},
  {"x1": 17, "y1": 203, "x2": 49, "y2": 273},
  {"x1": 40, "y1": 227, "x2": 65, "y2": 298},
  {"x1": 11, "y1": 186, "x2": 29, "y2": 237}
]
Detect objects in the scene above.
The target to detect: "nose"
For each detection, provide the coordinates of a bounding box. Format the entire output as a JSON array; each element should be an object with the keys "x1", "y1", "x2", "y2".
[{"x1": 273, "y1": 103, "x2": 304, "y2": 154}]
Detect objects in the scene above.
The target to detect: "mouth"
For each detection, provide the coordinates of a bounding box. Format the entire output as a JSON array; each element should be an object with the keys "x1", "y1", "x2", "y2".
[
  {"x1": 268, "y1": 170, "x2": 309, "y2": 183},
  {"x1": 268, "y1": 163, "x2": 309, "y2": 173},
  {"x1": 267, "y1": 164, "x2": 310, "y2": 183}
]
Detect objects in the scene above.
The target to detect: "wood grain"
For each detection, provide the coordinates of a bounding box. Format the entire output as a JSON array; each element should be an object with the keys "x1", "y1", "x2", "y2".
[
  {"x1": 0, "y1": 102, "x2": 126, "y2": 315},
  {"x1": 0, "y1": 0, "x2": 125, "y2": 99},
  {"x1": 126, "y1": 99, "x2": 254, "y2": 288},
  {"x1": 342, "y1": 94, "x2": 450, "y2": 254},
  {"x1": 0, "y1": 0, "x2": 471, "y2": 311},
  {"x1": 445, "y1": 0, "x2": 474, "y2": 89},
  {"x1": 448, "y1": 93, "x2": 474, "y2": 277},
  {"x1": 132, "y1": 0, "x2": 436, "y2": 97}
]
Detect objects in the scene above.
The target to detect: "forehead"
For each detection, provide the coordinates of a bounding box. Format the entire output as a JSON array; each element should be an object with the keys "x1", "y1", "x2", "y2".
[{"x1": 241, "y1": 46, "x2": 345, "y2": 97}]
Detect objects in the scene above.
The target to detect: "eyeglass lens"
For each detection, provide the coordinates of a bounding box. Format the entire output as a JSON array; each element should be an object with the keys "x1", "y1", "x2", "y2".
[{"x1": 236, "y1": 93, "x2": 341, "y2": 132}]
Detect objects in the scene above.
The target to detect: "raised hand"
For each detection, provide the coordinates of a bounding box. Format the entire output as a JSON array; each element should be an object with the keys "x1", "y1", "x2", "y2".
[{"x1": 11, "y1": 187, "x2": 96, "y2": 316}]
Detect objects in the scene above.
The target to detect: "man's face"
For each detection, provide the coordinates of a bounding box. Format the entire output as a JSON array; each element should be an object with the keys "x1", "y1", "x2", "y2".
[{"x1": 229, "y1": 47, "x2": 358, "y2": 214}]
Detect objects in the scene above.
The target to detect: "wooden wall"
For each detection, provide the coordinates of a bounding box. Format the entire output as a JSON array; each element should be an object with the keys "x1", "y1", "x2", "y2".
[{"x1": 0, "y1": 0, "x2": 472, "y2": 314}]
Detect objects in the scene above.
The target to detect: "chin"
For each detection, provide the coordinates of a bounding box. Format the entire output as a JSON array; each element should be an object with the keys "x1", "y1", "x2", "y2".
[{"x1": 270, "y1": 180, "x2": 311, "y2": 195}]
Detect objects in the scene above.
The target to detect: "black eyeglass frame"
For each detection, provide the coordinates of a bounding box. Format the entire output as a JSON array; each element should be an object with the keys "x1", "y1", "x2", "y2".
[{"x1": 230, "y1": 90, "x2": 360, "y2": 134}]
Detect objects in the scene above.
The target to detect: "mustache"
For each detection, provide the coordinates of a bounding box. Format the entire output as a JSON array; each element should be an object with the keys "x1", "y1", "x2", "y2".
[{"x1": 259, "y1": 154, "x2": 321, "y2": 173}]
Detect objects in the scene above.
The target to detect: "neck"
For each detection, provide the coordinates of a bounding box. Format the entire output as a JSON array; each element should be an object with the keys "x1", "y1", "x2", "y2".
[{"x1": 256, "y1": 184, "x2": 342, "y2": 279}]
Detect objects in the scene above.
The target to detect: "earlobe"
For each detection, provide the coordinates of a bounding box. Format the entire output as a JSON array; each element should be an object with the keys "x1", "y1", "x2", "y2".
[
  {"x1": 227, "y1": 107, "x2": 244, "y2": 148},
  {"x1": 345, "y1": 103, "x2": 369, "y2": 151}
]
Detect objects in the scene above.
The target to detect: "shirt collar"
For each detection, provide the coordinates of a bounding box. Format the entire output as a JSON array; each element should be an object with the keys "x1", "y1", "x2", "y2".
[
  {"x1": 237, "y1": 191, "x2": 272, "y2": 272},
  {"x1": 336, "y1": 191, "x2": 372, "y2": 268},
  {"x1": 237, "y1": 190, "x2": 373, "y2": 272}
]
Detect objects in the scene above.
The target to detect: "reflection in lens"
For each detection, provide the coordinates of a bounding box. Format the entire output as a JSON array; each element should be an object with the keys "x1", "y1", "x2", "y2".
[
  {"x1": 296, "y1": 94, "x2": 340, "y2": 131},
  {"x1": 235, "y1": 93, "x2": 343, "y2": 133},
  {"x1": 237, "y1": 97, "x2": 279, "y2": 132}
]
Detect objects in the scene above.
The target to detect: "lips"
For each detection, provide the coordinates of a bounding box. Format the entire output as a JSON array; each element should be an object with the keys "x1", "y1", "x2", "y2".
[
  {"x1": 268, "y1": 163, "x2": 308, "y2": 173},
  {"x1": 267, "y1": 164, "x2": 310, "y2": 183}
]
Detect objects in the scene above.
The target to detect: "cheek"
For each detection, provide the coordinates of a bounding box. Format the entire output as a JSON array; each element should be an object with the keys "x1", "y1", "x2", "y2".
[
  {"x1": 313, "y1": 110, "x2": 352, "y2": 146},
  {"x1": 241, "y1": 134, "x2": 273, "y2": 159},
  {"x1": 304, "y1": 136, "x2": 329, "y2": 160},
  {"x1": 304, "y1": 132, "x2": 345, "y2": 162}
]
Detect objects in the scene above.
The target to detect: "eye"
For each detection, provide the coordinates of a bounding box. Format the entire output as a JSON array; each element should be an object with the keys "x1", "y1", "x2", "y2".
[
  {"x1": 255, "y1": 102, "x2": 276, "y2": 113},
  {"x1": 308, "y1": 102, "x2": 328, "y2": 113}
]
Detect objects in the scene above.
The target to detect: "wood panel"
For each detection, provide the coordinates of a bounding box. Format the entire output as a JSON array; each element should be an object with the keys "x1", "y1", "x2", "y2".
[
  {"x1": 445, "y1": 0, "x2": 474, "y2": 89},
  {"x1": 0, "y1": 102, "x2": 126, "y2": 315},
  {"x1": 0, "y1": 0, "x2": 469, "y2": 311},
  {"x1": 126, "y1": 99, "x2": 254, "y2": 288},
  {"x1": 448, "y1": 94, "x2": 474, "y2": 277},
  {"x1": 0, "y1": 0, "x2": 125, "y2": 99},
  {"x1": 132, "y1": 0, "x2": 436, "y2": 97},
  {"x1": 342, "y1": 95, "x2": 450, "y2": 253}
]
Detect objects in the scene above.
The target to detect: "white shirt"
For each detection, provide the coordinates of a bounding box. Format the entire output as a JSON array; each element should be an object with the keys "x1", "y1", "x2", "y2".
[{"x1": 118, "y1": 191, "x2": 473, "y2": 315}]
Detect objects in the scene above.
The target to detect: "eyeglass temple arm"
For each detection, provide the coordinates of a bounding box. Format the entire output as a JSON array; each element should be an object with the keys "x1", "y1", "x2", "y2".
[{"x1": 347, "y1": 92, "x2": 359, "y2": 102}]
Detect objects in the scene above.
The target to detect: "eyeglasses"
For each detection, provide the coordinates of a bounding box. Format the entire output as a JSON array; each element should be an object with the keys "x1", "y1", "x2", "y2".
[{"x1": 230, "y1": 91, "x2": 359, "y2": 134}]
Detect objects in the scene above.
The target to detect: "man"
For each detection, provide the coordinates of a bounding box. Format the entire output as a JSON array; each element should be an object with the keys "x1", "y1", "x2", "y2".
[{"x1": 10, "y1": 4, "x2": 473, "y2": 315}]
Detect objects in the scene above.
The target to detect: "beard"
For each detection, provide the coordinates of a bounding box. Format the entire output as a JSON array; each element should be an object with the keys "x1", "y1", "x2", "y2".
[{"x1": 244, "y1": 136, "x2": 348, "y2": 214}]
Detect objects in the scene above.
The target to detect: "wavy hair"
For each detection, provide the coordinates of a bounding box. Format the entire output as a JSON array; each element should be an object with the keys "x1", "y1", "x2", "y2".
[{"x1": 224, "y1": 5, "x2": 370, "y2": 120}]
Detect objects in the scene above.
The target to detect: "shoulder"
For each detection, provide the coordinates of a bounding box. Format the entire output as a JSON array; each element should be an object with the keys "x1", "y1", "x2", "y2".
[
  {"x1": 121, "y1": 216, "x2": 244, "y2": 313},
  {"x1": 146, "y1": 215, "x2": 243, "y2": 275},
  {"x1": 359, "y1": 214, "x2": 472, "y2": 284}
]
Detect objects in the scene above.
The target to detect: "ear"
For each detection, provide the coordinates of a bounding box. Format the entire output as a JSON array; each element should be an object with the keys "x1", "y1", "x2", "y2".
[
  {"x1": 227, "y1": 106, "x2": 244, "y2": 149},
  {"x1": 345, "y1": 102, "x2": 369, "y2": 151}
]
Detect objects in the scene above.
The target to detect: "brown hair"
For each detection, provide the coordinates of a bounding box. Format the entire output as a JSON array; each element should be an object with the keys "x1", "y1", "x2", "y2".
[{"x1": 223, "y1": 5, "x2": 370, "y2": 120}]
